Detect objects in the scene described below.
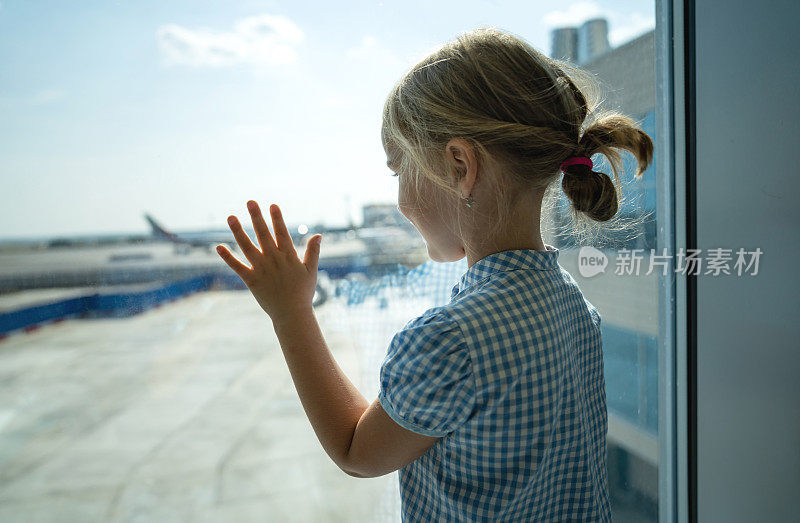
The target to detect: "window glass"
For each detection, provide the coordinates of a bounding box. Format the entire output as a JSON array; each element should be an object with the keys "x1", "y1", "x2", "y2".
[{"x1": 0, "y1": 2, "x2": 661, "y2": 521}]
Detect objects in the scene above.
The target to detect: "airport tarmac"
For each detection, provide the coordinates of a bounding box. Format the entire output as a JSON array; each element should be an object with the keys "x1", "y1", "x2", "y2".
[{"x1": 0, "y1": 289, "x2": 402, "y2": 522}]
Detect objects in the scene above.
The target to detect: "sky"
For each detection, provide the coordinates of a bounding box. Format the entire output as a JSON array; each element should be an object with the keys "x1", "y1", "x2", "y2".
[{"x1": 0, "y1": 0, "x2": 655, "y2": 240}]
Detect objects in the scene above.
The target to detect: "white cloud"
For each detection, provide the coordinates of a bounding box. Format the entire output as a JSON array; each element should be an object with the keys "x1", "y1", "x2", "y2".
[
  {"x1": 607, "y1": 12, "x2": 655, "y2": 47},
  {"x1": 543, "y1": 2, "x2": 655, "y2": 47},
  {"x1": 543, "y1": 1, "x2": 604, "y2": 28},
  {"x1": 156, "y1": 14, "x2": 304, "y2": 68},
  {"x1": 29, "y1": 89, "x2": 67, "y2": 105}
]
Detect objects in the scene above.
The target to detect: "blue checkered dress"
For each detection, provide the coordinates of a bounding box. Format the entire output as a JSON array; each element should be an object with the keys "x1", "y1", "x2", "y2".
[{"x1": 378, "y1": 245, "x2": 612, "y2": 522}]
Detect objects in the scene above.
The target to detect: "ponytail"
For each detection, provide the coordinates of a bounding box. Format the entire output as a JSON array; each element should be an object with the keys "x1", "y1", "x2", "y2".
[{"x1": 561, "y1": 113, "x2": 654, "y2": 222}]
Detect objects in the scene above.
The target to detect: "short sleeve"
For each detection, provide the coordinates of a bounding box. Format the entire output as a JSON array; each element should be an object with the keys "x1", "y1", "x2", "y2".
[{"x1": 378, "y1": 308, "x2": 475, "y2": 437}]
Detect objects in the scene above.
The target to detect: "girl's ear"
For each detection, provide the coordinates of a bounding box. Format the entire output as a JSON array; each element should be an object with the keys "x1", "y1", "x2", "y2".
[{"x1": 446, "y1": 138, "x2": 478, "y2": 198}]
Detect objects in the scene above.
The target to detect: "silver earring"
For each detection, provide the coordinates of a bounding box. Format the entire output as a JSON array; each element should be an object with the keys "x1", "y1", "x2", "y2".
[{"x1": 462, "y1": 194, "x2": 474, "y2": 207}]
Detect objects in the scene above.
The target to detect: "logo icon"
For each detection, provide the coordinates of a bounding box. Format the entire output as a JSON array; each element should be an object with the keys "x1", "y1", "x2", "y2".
[{"x1": 578, "y1": 246, "x2": 608, "y2": 278}]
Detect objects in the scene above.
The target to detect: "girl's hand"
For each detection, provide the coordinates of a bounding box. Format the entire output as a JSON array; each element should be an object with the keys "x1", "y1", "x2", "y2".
[{"x1": 217, "y1": 200, "x2": 322, "y2": 326}]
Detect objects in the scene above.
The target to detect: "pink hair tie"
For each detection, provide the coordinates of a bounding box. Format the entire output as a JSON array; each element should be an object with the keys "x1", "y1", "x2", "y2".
[{"x1": 560, "y1": 156, "x2": 593, "y2": 172}]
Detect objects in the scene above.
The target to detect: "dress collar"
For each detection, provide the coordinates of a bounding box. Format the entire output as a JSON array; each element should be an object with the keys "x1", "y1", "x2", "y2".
[{"x1": 450, "y1": 244, "x2": 560, "y2": 300}]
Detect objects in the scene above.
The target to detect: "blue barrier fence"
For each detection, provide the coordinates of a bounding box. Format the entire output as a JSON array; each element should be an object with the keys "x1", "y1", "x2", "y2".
[{"x1": 0, "y1": 273, "x2": 247, "y2": 338}]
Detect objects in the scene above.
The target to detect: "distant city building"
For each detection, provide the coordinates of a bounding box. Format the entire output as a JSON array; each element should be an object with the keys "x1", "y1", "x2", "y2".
[
  {"x1": 577, "y1": 18, "x2": 611, "y2": 64},
  {"x1": 550, "y1": 18, "x2": 610, "y2": 65},
  {"x1": 551, "y1": 26, "x2": 578, "y2": 63},
  {"x1": 362, "y1": 203, "x2": 407, "y2": 228}
]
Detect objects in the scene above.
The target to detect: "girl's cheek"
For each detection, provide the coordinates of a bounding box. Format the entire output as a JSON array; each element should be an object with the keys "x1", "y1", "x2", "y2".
[{"x1": 397, "y1": 185, "x2": 413, "y2": 220}]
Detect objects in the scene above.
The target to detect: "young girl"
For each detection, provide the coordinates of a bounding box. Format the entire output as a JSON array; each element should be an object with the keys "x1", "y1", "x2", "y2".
[{"x1": 218, "y1": 26, "x2": 653, "y2": 522}]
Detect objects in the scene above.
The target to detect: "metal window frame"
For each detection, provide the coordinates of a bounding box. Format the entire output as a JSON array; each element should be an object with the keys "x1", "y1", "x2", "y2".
[{"x1": 655, "y1": 0, "x2": 694, "y2": 522}]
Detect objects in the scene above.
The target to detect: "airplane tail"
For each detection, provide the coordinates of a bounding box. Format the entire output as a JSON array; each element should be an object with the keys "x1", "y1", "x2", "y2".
[{"x1": 144, "y1": 213, "x2": 182, "y2": 243}]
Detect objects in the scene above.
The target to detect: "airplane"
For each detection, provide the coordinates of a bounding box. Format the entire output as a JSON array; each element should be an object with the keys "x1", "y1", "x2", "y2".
[
  {"x1": 144, "y1": 211, "x2": 420, "y2": 258},
  {"x1": 144, "y1": 213, "x2": 360, "y2": 255},
  {"x1": 144, "y1": 213, "x2": 241, "y2": 254}
]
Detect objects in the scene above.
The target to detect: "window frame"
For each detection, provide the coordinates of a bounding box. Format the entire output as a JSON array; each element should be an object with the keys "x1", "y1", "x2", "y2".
[{"x1": 655, "y1": 0, "x2": 693, "y2": 522}]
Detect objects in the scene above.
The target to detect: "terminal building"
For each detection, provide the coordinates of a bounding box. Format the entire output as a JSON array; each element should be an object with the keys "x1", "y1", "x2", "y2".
[
  {"x1": 550, "y1": 20, "x2": 657, "y2": 250},
  {"x1": 549, "y1": 20, "x2": 659, "y2": 520}
]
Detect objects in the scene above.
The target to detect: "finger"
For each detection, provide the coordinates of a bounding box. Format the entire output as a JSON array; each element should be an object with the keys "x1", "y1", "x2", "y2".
[
  {"x1": 304, "y1": 235, "x2": 322, "y2": 273},
  {"x1": 269, "y1": 204, "x2": 297, "y2": 255},
  {"x1": 247, "y1": 200, "x2": 277, "y2": 253},
  {"x1": 227, "y1": 215, "x2": 262, "y2": 266},
  {"x1": 216, "y1": 244, "x2": 252, "y2": 281}
]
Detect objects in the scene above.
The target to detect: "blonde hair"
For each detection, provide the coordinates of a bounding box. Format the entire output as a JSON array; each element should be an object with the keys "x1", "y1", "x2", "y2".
[{"x1": 381, "y1": 26, "x2": 654, "y2": 247}]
